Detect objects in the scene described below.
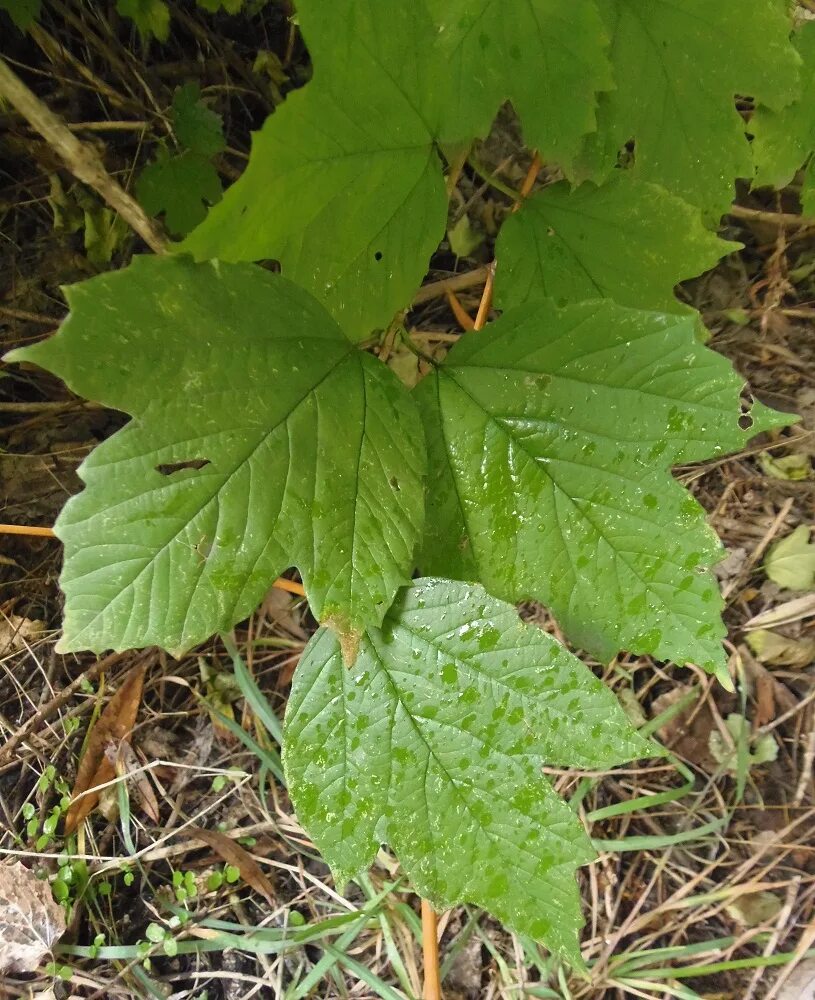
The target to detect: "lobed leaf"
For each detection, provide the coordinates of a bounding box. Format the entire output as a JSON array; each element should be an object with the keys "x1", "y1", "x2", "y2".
[
  {"x1": 495, "y1": 176, "x2": 739, "y2": 313},
  {"x1": 284, "y1": 578, "x2": 654, "y2": 964},
  {"x1": 428, "y1": 0, "x2": 611, "y2": 164},
  {"x1": 577, "y1": 0, "x2": 800, "y2": 222},
  {"x1": 181, "y1": 0, "x2": 449, "y2": 339},
  {"x1": 751, "y1": 21, "x2": 815, "y2": 214},
  {"x1": 171, "y1": 83, "x2": 226, "y2": 158},
  {"x1": 181, "y1": 0, "x2": 618, "y2": 338},
  {"x1": 4, "y1": 257, "x2": 425, "y2": 655},
  {"x1": 136, "y1": 149, "x2": 223, "y2": 236},
  {"x1": 415, "y1": 299, "x2": 788, "y2": 677}
]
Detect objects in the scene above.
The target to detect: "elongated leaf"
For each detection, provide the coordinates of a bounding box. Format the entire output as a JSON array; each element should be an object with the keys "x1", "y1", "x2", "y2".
[
  {"x1": 415, "y1": 300, "x2": 788, "y2": 677},
  {"x1": 181, "y1": 0, "x2": 615, "y2": 338},
  {"x1": 284, "y1": 578, "x2": 653, "y2": 963},
  {"x1": 4, "y1": 257, "x2": 425, "y2": 655},
  {"x1": 66, "y1": 663, "x2": 147, "y2": 834},
  {"x1": 578, "y1": 0, "x2": 800, "y2": 221},
  {"x1": 495, "y1": 176, "x2": 738, "y2": 313}
]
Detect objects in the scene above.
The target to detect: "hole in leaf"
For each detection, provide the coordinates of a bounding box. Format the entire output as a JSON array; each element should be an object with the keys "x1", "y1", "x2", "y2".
[
  {"x1": 738, "y1": 414, "x2": 754, "y2": 430},
  {"x1": 155, "y1": 459, "x2": 211, "y2": 476},
  {"x1": 390, "y1": 476, "x2": 400, "y2": 491},
  {"x1": 374, "y1": 250, "x2": 383, "y2": 261}
]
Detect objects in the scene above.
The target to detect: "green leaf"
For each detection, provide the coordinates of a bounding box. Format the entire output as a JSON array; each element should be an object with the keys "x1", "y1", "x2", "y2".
[
  {"x1": 137, "y1": 149, "x2": 223, "y2": 237},
  {"x1": 578, "y1": 0, "x2": 800, "y2": 221},
  {"x1": 495, "y1": 176, "x2": 739, "y2": 313},
  {"x1": 0, "y1": 0, "x2": 40, "y2": 30},
  {"x1": 708, "y1": 713, "x2": 777, "y2": 775},
  {"x1": 181, "y1": 0, "x2": 449, "y2": 339},
  {"x1": 3, "y1": 257, "x2": 425, "y2": 656},
  {"x1": 764, "y1": 525, "x2": 815, "y2": 591},
  {"x1": 116, "y1": 0, "x2": 170, "y2": 41},
  {"x1": 196, "y1": 0, "x2": 244, "y2": 11},
  {"x1": 284, "y1": 577, "x2": 653, "y2": 963},
  {"x1": 427, "y1": 0, "x2": 612, "y2": 165},
  {"x1": 752, "y1": 21, "x2": 815, "y2": 190},
  {"x1": 415, "y1": 299, "x2": 788, "y2": 676},
  {"x1": 179, "y1": 0, "x2": 613, "y2": 338},
  {"x1": 172, "y1": 84, "x2": 226, "y2": 159},
  {"x1": 803, "y1": 159, "x2": 815, "y2": 218}
]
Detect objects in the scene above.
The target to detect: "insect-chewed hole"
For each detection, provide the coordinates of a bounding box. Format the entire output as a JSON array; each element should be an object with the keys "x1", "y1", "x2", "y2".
[
  {"x1": 374, "y1": 250, "x2": 383, "y2": 261},
  {"x1": 738, "y1": 414, "x2": 754, "y2": 430},
  {"x1": 156, "y1": 459, "x2": 211, "y2": 476}
]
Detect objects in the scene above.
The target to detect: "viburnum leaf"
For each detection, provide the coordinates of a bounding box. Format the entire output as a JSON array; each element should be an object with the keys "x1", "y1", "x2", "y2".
[
  {"x1": 578, "y1": 0, "x2": 800, "y2": 221},
  {"x1": 427, "y1": 0, "x2": 612, "y2": 165},
  {"x1": 284, "y1": 577, "x2": 654, "y2": 964},
  {"x1": 751, "y1": 21, "x2": 815, "y2": 215},
  {"x1": 136, "y1": 148, "x2": 223, "y2": 236},
  {"x1": 172, "y1": 83, "x2": 226, "y2": 159},
  {"x1": 415, "y1": 300, "x2": 788, "y2": 678},
  {"x1": 181, "y1": 0, "x2": 449, "y2": 339},
  {"x1": 3, "y1": 257, "x2": 425, "y2": 656},
  {"x1": 495, "y1": 176, "x2": 739, "y2": 313},
  {"x1": 180, "y1": 0, "x2": 614, "y2": 339}
]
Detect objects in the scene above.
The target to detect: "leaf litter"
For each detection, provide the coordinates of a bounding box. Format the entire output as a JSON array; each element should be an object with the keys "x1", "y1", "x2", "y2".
[{"x1": 1, "y1": 3, "x2": 815, "y2": 996}]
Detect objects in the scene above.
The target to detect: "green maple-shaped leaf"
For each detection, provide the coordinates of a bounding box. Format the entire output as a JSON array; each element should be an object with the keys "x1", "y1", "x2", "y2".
[
  {"x1": 578, "y1": 0, "x2": 800, "y2": 222},
  {"x1": 172, "y1": 83, "x2": 226, "y2": 159},
  {"x1": 284, "y1": 578, "x2": 654, "y2": 963},
  {"x1": 415, "y1": 300, "x2": 788, "y2": 678},
  {"x1": 181, "y1": 0, "x2": 614, "y2": 339},
  {"x1": 752, "y1": 21, "x2": 815, "y2": 215},
  {"x1": 428, "y1": 0, "x2": 611, "y2": 166},
  {"x1": 136, "y1": 149, "x2": 223, "y2": 236},
  {"x1": 495, "y1": 176, "x2": 739, "y2": 313},
  {"x1": 181, "y1": 0, "x2": 448, "y2": 339},
  {"x1": 3, "y1": 257, "x2": 425, "y2": 655}
]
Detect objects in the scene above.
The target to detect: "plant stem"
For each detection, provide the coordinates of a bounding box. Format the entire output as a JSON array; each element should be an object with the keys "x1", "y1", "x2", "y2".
[
  {"x1": 0, "y1": 56, "x2": 167, "y2": 254},
  {"x1": 0, "y1": 522, "x2": 56, "y2": 537},
  {"x1": 473, "y1": 264, "x2": 495, "y2": 330},
  {"x1": 421, "y1": 899, "x2": 442, "y2": 1000}
]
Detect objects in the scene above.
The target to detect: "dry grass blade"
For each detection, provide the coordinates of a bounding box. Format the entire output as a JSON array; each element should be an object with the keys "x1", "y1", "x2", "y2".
[
  {"x1": 186, "y1": 825, "x2": 276, "y2": 905},
  {"x1": 0, "y1": 862, "x2": 65, "y2": 973},
  {"x1": 64, "y1": 662, "x2": 147, "y2": 834}
]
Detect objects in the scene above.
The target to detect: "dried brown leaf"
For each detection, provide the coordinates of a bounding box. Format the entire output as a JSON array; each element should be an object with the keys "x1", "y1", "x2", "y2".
[
  {"x1": 65, "y1": 663, "x2": 147, "y2": 834},
  {"x1": 188, "y1": 825, "x2": 276, "y2": 905},
  {"x1": 745, "y1": 594, "x2": 815, "y2": 630},
  {"x1": 747, "y1": 629, "x2": 815, "y2": 668},
  {"x1": 0, "y1": 613, "x2": 45, "y2": 653},
  {"x1": 0, "y1": 863, "x2": 65, "y2": 973}
]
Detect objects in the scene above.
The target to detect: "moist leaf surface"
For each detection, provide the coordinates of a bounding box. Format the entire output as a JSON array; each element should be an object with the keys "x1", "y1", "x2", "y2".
[
  {"x1": 577, "y1": 0, "x2": 800, "y2": 221},
  {"x1": 284, "y1": 577, "x2": 652, "y2": 964},
  {"x1": 181, "y1": 0, "x2": 613, "y2": 338},
  {"x1": 415, "y1": 299, "x2": 787, "y2": 675},
  {"x1": 495, "y1": 177, "x2": 739, "y2": 313},
  {"x1": 5, "y1": 257, "x2": 425, "y2": 655}
]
